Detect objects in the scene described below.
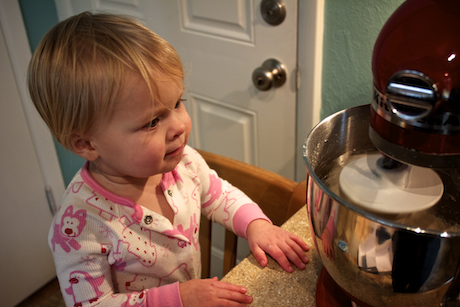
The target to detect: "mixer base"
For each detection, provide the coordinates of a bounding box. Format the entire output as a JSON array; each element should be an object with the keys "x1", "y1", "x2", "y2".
[{"x1": 316, "y1": 268, "x2": 372, "y2": 307}]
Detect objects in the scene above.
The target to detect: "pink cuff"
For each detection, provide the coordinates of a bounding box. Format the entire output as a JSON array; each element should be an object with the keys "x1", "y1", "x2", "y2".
[
  {"x1": 146, "y1": 282, "x2": 183, "y2": 307},
  {"x1": 232, "y1": 204, "x2": 272, "y2": 239}
]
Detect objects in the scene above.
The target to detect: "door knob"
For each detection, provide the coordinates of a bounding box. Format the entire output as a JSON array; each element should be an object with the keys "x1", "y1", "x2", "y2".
[
  {"x1": 261, "y1": 0, "x2": 286, "y2": 26},
  {"x1": 252, "y1": 59, "x2": 286, "y2": 91}
]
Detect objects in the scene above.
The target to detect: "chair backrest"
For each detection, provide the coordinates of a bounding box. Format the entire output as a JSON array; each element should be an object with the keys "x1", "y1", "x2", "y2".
[{"x1": 196, "y1": 149, "x2": 306, "y2": 278}]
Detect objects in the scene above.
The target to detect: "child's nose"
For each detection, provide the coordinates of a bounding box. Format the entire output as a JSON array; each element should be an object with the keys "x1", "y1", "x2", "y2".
[{"x1": 167, "y1": 114, "x2": 186, "y2": 140}]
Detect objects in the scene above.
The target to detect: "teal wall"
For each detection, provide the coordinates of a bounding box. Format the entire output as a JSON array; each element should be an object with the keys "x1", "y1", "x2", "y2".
[
  {"x1": 321, "y1": 0, "x2": 405, "y2": 119},
  {"x1": 19, "y1": 0, "x2": 405, "y2": 185},
  {"x1": 19, "y1": 0, "x2": 86, "y2": 186}
]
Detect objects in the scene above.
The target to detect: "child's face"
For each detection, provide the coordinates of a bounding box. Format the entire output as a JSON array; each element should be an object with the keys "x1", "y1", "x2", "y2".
[{"x1": 86, "y1": 71, "x2": 191, "y2": 181}]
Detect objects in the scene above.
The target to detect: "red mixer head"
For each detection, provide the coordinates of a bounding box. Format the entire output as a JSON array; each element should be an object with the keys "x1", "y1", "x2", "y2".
[{"x1": 370, "y1": 0, "x2": 460, "y2": 168}]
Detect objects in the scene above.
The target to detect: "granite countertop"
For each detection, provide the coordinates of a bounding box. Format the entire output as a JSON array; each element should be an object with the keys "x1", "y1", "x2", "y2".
[{"x1": 222, "y1": 206, "x2": 324, "y2": 306}]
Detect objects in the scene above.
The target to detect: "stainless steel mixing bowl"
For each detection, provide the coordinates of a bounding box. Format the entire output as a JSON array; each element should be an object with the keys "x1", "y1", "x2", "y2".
[{"x1": 303, "y1": 104, "x2": 460, "y2": 307}]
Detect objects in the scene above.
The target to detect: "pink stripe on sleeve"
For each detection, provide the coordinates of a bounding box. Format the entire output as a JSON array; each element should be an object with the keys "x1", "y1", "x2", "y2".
[
  {"x1": 232, "y1": 204, "x2": 272, "y2": 239},
  {"x1": 146, "y1": 282, "x2": 183, "y2": 307}
]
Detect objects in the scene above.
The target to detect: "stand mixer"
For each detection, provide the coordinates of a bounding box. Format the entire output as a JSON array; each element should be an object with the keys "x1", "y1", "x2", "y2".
[{"x1": 303, "y1": 0, "x2": 460, "y2": 306}]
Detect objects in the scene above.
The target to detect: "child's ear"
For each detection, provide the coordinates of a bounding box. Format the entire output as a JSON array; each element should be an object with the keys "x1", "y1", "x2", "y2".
[{"x1": 69, "y1": 134, "x2": 99, "y2": 161}]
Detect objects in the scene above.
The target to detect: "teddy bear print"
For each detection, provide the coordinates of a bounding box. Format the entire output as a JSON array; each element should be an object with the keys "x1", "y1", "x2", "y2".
[
  {"x1": 65, "y1": 271, "x2": 104, "y2": 307},
  {"x1": 51, "y1": 206, "x2": 87, "y2": 253},
  {"x1": 125, "y1": 274, "x2": 149, "y2": 291},
  {"x1": 121, "y1": 291, "x2": 145, "y2": 307}
]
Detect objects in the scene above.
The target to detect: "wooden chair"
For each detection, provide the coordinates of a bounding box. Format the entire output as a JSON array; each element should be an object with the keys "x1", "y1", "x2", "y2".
[{"x1": 196, "y1": 149, "x2": 307, "y2": 278}]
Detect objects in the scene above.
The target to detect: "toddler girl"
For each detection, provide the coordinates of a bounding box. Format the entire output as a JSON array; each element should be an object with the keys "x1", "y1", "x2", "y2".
[{"x1": 28, "y1": 12, "x2": 309, "y2": 307}]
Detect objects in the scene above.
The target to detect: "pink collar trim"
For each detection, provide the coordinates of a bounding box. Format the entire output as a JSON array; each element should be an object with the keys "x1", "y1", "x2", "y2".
[{"x1": 80, "y1": 162, "x2": 144, "y2": 222}]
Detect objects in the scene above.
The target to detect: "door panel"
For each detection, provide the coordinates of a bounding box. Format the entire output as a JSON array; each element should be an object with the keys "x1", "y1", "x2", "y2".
[
  {"x1": 194, "y1": 93, "x2": 258, "y2": 164},
  {"x1": 180, "y1": 0, "x2": 253, "y2": 42},
  {"x1": 55, "y1": 0, "x2": 298, "y2": 180}
]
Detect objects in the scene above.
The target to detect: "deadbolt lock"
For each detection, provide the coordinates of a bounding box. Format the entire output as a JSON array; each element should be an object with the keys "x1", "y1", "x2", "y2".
[{"x1": 261, "y1": 0, "x2": 286, "y2": 26}]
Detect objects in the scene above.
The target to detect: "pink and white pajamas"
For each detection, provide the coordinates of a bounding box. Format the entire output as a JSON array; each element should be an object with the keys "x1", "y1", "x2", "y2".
[{"x1": 49, "y1": 146, "x2": 270, "y2": 307}]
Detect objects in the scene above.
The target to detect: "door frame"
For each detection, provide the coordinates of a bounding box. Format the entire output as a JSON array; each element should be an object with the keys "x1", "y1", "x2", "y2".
[
  {"x1": 0, "y1": 0, "x2": 65, "y2": 203},
  {"x1": 296, "y1": 0, "x2": 324, "y2": 181}
]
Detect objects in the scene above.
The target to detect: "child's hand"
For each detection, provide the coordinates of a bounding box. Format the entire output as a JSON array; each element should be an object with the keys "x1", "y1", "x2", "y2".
[
  {"x1": 246, "y1": 219, "x2": 310, "y2": 273},
  {"x1": 180, "y1": 277, "x2": 252, "y2": 306}
]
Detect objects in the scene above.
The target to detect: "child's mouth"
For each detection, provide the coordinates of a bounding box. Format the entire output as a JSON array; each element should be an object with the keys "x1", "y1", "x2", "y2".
[{"x1": 166, "y1": 145, "x2": 183, "y2": 157}]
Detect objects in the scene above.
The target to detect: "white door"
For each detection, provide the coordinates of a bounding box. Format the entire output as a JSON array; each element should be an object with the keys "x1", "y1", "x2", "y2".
[
  {"x1": 0, "y1": 2, "x2": 66, "y2": 305},
  {"x1": 0, "y1": 17, "x2": 55, "y2": 307},
  {"x1": 55, "y1": 0, "x2": 298, "y2": 180}
]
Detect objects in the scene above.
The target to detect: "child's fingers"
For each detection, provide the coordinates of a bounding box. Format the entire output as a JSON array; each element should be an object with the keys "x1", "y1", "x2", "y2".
[
  {"x1": 247, "y1": 224, "x2": 311, "y2": 273},
  {"x1": 289, "y1": 233, "x2": 310, "y2": 251},
  {"x1": 251, "y1": 244, "x2": 268, "y2": 268},
  {"x1": 265, "y1": 239, "x2": 309, "y2": 272},
  {"x1": 282, "y1": 243, "x2": 308, "y2": 270},
  {"x1": 212, "y1": 278, "x2": 248, "y2": 294},
  {"x1": 265, "y1": 244, "x2": 294, "y2": 272},
  {"x1": 216, "y1": 289, "x2": 253, "y2": 305},
  {"x1": 180, "y1": 278, "x2": 252, "y2": 307},
  {"x1": 212, "y1": 280, "x2": 253, "y2": 305},
  {"x1": 286, "y1": 239, "x2": 310, "y2": 264}
]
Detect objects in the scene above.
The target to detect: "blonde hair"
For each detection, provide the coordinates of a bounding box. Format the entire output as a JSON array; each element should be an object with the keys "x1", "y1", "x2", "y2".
[{"x1": 28, "y1": 12, "x2": 184, "y2": 149}]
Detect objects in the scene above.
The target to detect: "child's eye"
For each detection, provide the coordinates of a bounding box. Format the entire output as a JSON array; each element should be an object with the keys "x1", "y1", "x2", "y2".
[
  {"x1": 175, "y1": 98, "x2": 186, "y2": 109},
  {"x1": 145, "y1": 118, "x2": 159, "y2": 129}
]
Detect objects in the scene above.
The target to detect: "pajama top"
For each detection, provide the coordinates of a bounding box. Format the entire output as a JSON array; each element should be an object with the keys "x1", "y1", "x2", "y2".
[{"x1": 48, "y1": 146, "x2": 270, "y2": 307}]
